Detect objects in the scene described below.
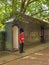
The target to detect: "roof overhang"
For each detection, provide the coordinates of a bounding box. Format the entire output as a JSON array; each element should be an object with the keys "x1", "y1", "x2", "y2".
[
  {"x1": 5, "y1": 15, "x2": 49, "y2": 28},
  {"x1": 6, "y1": 18, "x2": 15, "y2": 23}
]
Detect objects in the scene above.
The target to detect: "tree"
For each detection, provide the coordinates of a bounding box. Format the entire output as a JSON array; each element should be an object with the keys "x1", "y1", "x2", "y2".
[
  {"x1": 0, "y1": 0, "x2": 12, "y2": 23},
  {"x1": 0, "y1": 0, "x2": 12, "y2": 30},
  {"x1": 0, "y1": 0, "x2": 49, "y2": 24},
  {"x1": 12, "y1": 0, "x2": 49, "y2": 22}
]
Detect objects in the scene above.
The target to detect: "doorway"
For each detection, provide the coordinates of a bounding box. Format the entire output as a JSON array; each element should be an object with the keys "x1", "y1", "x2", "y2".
[
  {"x1": 13, "y1": 26, "x2": 18, "y2": 50},
  {"x1": 41, "y1": 26, "x2": 44, "y2": 42}
]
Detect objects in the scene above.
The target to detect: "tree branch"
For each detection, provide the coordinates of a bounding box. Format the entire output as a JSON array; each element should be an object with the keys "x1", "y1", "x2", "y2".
[
  {"x1": 20, "y1": 0, "x2": 26, "y2": 13},
  {"x1": 23, "y1": 0, "x2": 38, "y2": 13},
  {"x1": 23, "y1": 0, "x2": 30, "y2": 13},
  {"x1": 27, "y1": 0, "x2": 38, "y2": 5}
]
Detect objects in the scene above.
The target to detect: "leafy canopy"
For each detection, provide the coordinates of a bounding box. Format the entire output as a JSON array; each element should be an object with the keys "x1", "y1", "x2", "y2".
[{"x1": 0, "y1": 0, "x2": 49, "y2": 24}]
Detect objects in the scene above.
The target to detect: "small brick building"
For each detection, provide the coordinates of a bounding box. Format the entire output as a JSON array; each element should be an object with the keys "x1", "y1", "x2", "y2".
[{"x1": 5, "y1": 16, "x2": 49, "y2": 51}]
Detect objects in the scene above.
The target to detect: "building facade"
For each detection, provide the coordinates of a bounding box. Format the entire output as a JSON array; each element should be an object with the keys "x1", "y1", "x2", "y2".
[{"x1": 5, "y1": 16, "x2": 49, "y2": 51}]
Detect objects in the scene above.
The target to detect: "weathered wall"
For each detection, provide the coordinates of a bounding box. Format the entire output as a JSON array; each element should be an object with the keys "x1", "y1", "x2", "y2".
[
  {"x1": 18, "y1": 21, "x2": 41, "y2": 45},
  {"x1": 5, "y1": 22, "x2": 13, "y2": 50},
  {"x1": 44, "y1": 28, "x2": 49, "y2": 42}
]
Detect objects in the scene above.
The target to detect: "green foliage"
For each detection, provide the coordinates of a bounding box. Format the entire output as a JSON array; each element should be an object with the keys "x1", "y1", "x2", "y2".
[
  {"x1": 0, "y1": 23, "x2": 5, "y2": 31},
  {"x1": 0, "y1": 0, "x2": 12, "y2": 23},
  {"x1": 12, "y1": 0, "x2": 49, "y2": 22},
  {"x1": 0, "y1": 0, "x2": 49, "y2": 25},
  {"x1": 0, "y1": 0, "x2": 12, "y2": 30}
]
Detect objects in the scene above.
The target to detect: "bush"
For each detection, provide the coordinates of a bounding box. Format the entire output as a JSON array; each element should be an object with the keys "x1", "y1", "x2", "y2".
[{"x1": 0, "y1": 31, "x2": 6, "y2": 50}]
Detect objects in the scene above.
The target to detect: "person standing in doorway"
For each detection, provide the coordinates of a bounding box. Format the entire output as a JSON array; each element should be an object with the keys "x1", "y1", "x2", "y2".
[{"x1": 18, "y1": 28, "x2": 24, "y2": 53}]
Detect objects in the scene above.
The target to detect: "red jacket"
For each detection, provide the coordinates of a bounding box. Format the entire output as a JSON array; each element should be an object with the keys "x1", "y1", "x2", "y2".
[{"x1": 18, "y1": 33, "x2": 24, "y2": 44}]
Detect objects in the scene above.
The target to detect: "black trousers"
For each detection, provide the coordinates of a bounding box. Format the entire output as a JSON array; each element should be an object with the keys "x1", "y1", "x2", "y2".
[{"x1": 19, "y1": 43, "x2": 24, "y2": 53}]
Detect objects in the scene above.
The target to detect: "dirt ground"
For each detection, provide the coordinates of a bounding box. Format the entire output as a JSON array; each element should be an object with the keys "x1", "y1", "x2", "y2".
[{"x1": 4, "y1": 47, "x2": 49, "y2": 65}]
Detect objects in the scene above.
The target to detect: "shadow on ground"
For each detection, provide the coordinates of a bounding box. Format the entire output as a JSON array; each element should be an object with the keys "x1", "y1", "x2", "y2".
[{"x1": 0, "y1": 43, "x2": 42, "y2": 58}]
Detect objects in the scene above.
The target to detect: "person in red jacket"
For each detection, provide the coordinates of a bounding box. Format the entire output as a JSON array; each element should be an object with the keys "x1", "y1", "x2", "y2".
[{"x1": 18, "y1": 28, "x2": 24, "y2": 53}]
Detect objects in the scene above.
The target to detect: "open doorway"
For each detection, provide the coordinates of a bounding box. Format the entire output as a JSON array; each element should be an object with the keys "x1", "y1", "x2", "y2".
[{"x1": 13, "y1": 26, "x2": 18, "y2": 50}]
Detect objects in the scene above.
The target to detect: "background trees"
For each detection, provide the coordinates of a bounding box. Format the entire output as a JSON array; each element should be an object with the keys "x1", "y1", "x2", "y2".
[{"x1": 0, "y1": 0, "x2": 49, "y2": 25}]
